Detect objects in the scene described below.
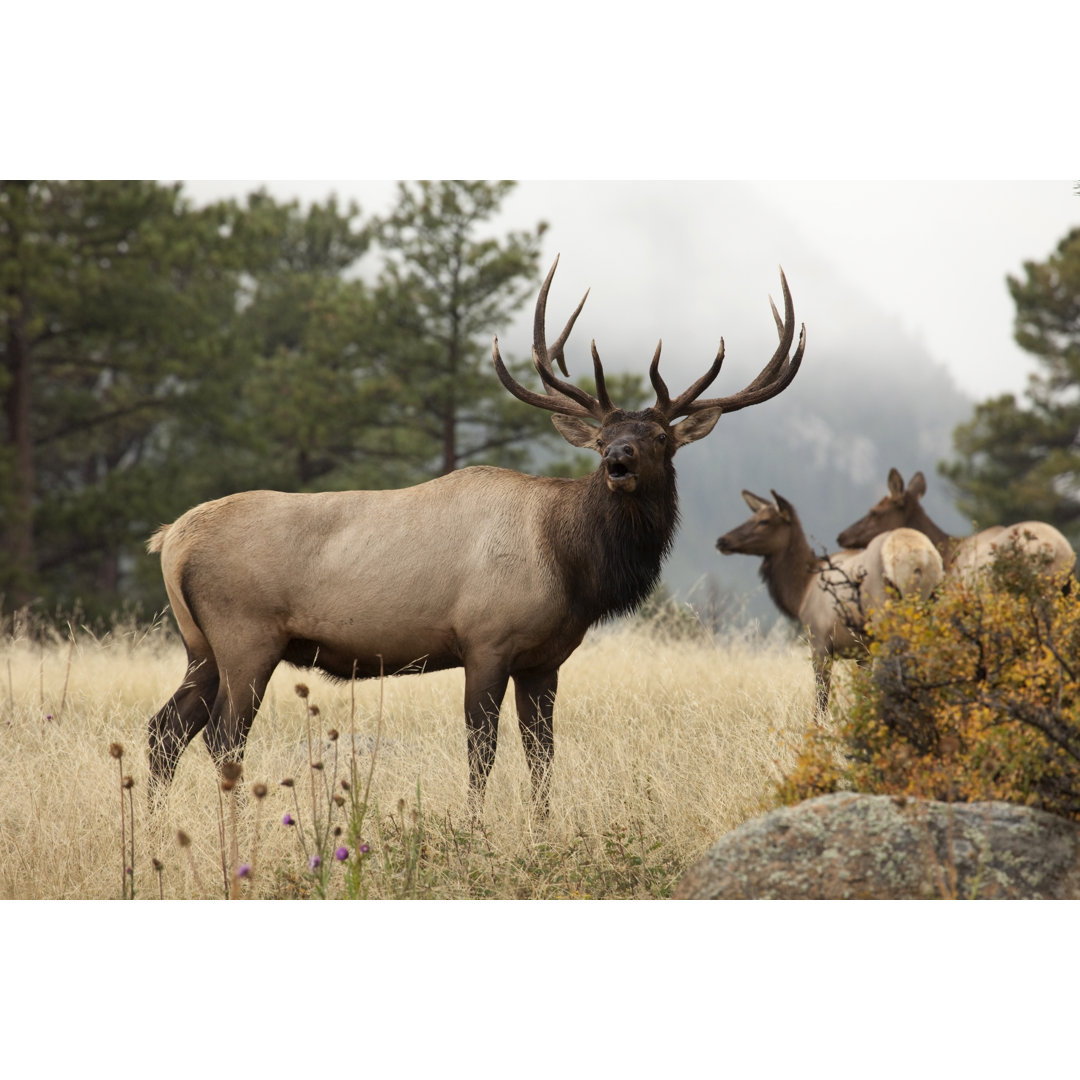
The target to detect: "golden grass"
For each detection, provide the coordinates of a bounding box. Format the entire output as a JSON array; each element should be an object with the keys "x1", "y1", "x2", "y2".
[{"x1": 0, "y1": 616, "x2": 821, "y2": 899}]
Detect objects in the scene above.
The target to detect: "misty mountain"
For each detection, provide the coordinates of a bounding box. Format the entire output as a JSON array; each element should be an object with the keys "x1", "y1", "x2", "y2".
[{"x1": 495, "y1": 182, "x2": 976, "y2": 624}]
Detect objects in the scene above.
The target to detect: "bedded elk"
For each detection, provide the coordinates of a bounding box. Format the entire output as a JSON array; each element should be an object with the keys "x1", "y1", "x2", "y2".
[
  {"x1": 836, "y1": 469, "x2": 1075, "y2": 586},
  {"x1": 717, "y1": 490, "x2": 943, "y2": 715},
  {"x1": 147, "y1": 257, "x2": 806, "y2": 814}
]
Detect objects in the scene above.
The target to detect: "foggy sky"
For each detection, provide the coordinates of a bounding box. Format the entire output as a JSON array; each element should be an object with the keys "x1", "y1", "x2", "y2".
[{"x1": 184, "y1": 179, "x2": 1079, "y2": 403}]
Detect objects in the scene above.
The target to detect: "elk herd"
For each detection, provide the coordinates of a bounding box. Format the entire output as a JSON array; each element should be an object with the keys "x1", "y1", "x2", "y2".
[{"x1": 146, "y1": 257, "x2": 1077, "y2": 815}]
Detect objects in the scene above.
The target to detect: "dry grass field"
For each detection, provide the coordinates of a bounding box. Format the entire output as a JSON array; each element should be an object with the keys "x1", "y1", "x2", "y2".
[{"x1": 0, "y1": 612, "x2": 822, "y2": 899}]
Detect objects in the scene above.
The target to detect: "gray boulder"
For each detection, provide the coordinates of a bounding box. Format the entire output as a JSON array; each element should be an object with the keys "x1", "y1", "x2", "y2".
[{"x1": 673, "y1": 792, "x2": 1080, "y2": 899}]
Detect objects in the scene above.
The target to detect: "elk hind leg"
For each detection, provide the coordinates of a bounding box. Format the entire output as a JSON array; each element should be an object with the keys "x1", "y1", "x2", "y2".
[
  {"x1": 514, "y1": 668, "x2": 558, "y2": 816},
  {"x1": 201, "y1": 656, "x2": 278, "y2": 780},
  {"x1": 148, "y1": 658, "x2": 220, "y2": 802}
]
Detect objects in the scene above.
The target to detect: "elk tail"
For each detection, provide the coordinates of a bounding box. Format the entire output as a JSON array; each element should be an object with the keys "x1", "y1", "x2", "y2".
[{"x1": 147, "y1": 523, "x2": 172, "y2": 555}]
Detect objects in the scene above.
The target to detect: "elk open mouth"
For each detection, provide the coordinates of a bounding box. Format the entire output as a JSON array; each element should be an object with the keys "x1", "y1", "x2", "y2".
[{"x1": 605, "y1": 461, "x2": 638, "y2": 493}]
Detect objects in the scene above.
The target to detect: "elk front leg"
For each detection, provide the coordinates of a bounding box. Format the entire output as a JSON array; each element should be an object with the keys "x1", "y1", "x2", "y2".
[
  {"x1": 463, "y1": 662, "x2": 510, "y2": 817},
  {"x1": 513, "y1": 668, "x2": 558, "y2": 816}
]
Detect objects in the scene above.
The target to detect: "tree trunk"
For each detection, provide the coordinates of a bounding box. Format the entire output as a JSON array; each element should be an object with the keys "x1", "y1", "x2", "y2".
[{"x1": 1, "y1": 182, "x2": 36, "y2": 605}]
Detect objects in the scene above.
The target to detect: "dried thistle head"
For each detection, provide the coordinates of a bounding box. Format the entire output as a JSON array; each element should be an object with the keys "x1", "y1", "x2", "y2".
[
  {"x1": 308, "y1": 705, "x2": 320, "y2": 718},
  {"x1": 177, "y1": 829, "x2": 191, "y2": 848},
  {"x1": 312, "y1": 761, "x2": 324, "y2": 771},
  {"x1": 294, "y1": 683, "x2": 309, "y2": 700},
  {"x1": 122, "y1": 775, "x2": 134, "y2": 790},
  {"x1": 327, "y1": 728, "x2": 339, "y2": 742},
  {"x1": 109, "y1": 742, "x2": 124, "y2": 760},
  {"x1": 280, "y1": 778, "x2": 295, "y2": 788},
  {"x1": 152, "y1": 858, "x2": 164, "y2": 872},
  {"x1": 221, "y1": 761, "x2": 243, "y2": 783},
  {"x1": 252, "y1": 783, "x2": 268, "y2": 800}
]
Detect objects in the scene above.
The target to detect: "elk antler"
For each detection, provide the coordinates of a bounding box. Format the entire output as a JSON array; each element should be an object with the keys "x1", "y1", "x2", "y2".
[
  {"x1": 493, "y1": 255, "x2": 610, "y2": 422},
  {"x1": 494, "y1": 259, "x2": 806, "y2": 425},
  {"x1": 658, "y1": 267, "x2": 806, "y2": 420}
]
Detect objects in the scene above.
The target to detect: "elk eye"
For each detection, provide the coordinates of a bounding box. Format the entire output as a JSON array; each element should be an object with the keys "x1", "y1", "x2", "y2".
[{"x1": 657, "y1": 432, "x2": 667, "y2": 444}]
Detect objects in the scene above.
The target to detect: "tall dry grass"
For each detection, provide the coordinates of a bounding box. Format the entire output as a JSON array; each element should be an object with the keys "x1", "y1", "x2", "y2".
[{"x1": 0, "y1": 613, "x2": 821, "y2": 899}]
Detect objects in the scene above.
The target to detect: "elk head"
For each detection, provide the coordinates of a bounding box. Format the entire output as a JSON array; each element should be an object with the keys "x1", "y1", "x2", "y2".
[
  {"x1": 837, "y1": 468, "x2": 927, "y2": 548},
  {"x1": 716, "y1": 490, "x2": 799, "y2": 557},
  {"x1": 492, "y1": 255, "x2": 806, "y2": 493}
]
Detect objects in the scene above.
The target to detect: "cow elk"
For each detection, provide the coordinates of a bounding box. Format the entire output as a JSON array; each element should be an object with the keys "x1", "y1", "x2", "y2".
[
  {"x1": 147, "y1": 257, "x2": 807, "y2": 815},
  {"x1": 717, "y1": 490, "x2": 943, "y2": 715},
  {"x1": 836, "y1": 468, "x2": 1075, "y2": 587}
]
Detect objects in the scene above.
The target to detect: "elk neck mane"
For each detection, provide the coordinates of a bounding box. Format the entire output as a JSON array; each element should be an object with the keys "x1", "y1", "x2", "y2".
[{"x1": 544, "y1": 460, "x2": 679, "y2": 625}]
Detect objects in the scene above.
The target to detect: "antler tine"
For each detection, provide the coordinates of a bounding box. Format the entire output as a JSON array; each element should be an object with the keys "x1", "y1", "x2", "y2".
[
  {"x1": 533, "y1": 253, "x2": 589, "y2": 380},
  {"x1": 546, "y1": 289, "x2": 589, "y2": 378},
  {"x1": 533, "y1": 340, "x2": 609, "y2": 418},
  {"x1": 769, "y1": 295, "x2": 784, "y2": 339},
  {"x1": 492, "y1": 256, "x2": 610, "y2": 422},
  {"x1": 662, "y1": 340, "x2": 726, "y2": 418},
  {"x1": 676, "y1": 267, "x2": 805, "y2": 418},
  {"x1": 649, "y1": 341, "x2": 671, "y2": 411},
  {"x1": 493, "y1": 337, "x2": 596, "y2": 419},
  {"x1": 590, "y1": 341, "x2": 615, "y2": 414},
  {"x1": 739, "y1": 267, "x2": 795, "y2": 396}
]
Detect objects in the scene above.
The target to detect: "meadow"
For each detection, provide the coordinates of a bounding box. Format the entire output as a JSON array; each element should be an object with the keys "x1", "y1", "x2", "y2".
[{"x1": 0, "y1": 609, "x2": 820, "y2": 899}]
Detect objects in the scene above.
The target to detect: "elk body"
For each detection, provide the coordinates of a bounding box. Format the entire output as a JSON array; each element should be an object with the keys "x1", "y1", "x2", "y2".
[
  {"x1": 836, "y1": 469, "x2": 1075, "y2": 586},
  {"x1": 717, "y1": 490, "x2": 943, "y2": 714},
  {"x1": 148, "y1": 257, "x2": 806, "y2": 814}
]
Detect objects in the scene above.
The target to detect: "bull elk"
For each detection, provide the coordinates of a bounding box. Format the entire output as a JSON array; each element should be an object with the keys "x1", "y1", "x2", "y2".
[
  {"x1": 836, "y1": 468, "x2": 1076, "y2": 586},
  {"x1": 717, "y1": 490, "x2": 943, "y2": 714},
  {"x1": 147, "y1": 256, "x2": 806, "y2": 814}
]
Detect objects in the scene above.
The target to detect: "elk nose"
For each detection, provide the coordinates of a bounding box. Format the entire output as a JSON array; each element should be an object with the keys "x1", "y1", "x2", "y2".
[{"x1": 603, "y1": 442, "x2": 636, "y2": 466}]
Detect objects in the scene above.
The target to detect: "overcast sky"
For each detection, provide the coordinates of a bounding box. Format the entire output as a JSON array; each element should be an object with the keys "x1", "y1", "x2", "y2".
[{"x1": 185, "y1": 179, "x2": 1078, "y2": 403}]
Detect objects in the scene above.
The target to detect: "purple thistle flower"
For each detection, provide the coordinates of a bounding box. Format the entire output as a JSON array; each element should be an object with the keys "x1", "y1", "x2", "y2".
[
  {"x1": 237, "y1": 864, "x2": 251, "y2": 878},
  {"x1": 359, "y1": 843, "x2": 370, "y2": 855},
  {"x1": 334, "y1": 846, "x2": 349, "y2": 861},
  {"x1": 282, "y1": 813, "x2": 295, "y2": 826},
  {"x1": 308, "y1": 854, "x2": 321, "y2": 871}
]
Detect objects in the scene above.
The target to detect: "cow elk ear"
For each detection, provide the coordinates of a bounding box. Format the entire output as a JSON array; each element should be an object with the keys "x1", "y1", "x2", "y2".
[
  {"x1": 908, "y1": 471, "x2": 927, "y2": 499},
  {"x1": 771, "y1": 490, "x2": 795, "y2": 521},
  {"x1": 742, "y1": 490, "x2": 772, "y2": 512},
  {"x1": 551, "y1": 414, "x2": 603, "y2": 451},
  {"x1": 888, "y1": 468, "x2": 905, "y2": 497},
  {"x1": 671, "y1": 407, "x2": 721, "y2": 450}
]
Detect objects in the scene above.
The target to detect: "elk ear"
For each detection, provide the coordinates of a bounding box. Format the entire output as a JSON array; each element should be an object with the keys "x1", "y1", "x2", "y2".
[
  {"x1": 908, "y1": 471, "x2": 927, "y2": 499},
  {"x1": 741, "y1": 490, "x2": 772, "y2": 512},
  {"x1": 671, "y1": 407, "x2": 722, "y2": 450},
  {"x1": 551, "y1": 414, "x2": 602, "y2": 451},
  {"x1": 771, "y1": 490, "x2": 795, "y2": 521},
  {"x1": 888, "y1": 468, "x2": 905, "y2": 497}
]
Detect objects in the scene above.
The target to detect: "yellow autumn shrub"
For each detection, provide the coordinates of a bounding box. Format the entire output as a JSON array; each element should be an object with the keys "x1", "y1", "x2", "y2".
[{"x1": 775, "y1": 541, "x2": 1080, "y2": 820}]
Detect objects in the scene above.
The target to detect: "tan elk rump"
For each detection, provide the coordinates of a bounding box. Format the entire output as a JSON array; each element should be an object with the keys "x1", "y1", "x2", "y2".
[
  {"x1": 147, "y1": 256, "x2": 806, "y2": 814},
  {"x1": 717, "y1": 490, "x2": 943, "y2": 714},
  {"x1": 836, "y1": 468, "x2": 1075, "y2": 586}
]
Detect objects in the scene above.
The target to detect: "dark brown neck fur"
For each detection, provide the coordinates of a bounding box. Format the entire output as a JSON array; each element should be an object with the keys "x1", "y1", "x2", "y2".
[
  {"x1": 544, "y1": 463, "x2": 679, "y2": 627},
  {"x1": 906, "y1": 501, "x2": 956, "y2": 562}
]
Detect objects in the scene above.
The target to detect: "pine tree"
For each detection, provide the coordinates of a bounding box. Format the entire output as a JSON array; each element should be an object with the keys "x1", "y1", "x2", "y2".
[{"x1": 941, "y1": 225, "x2": 1080, "y2": 537}]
